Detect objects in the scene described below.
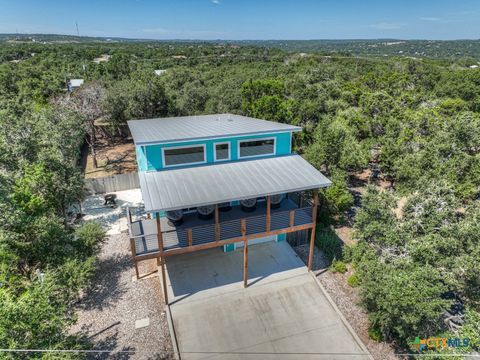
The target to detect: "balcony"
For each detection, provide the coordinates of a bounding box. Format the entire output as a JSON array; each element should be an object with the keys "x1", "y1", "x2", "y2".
[{"x1": 128, "y1": 193, "x2": 315, "y2": 258}]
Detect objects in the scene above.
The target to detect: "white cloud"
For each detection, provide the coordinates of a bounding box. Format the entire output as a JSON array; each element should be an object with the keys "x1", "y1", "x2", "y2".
[
  {"x1": 211, "y1": 0, "x2": 221, "y2": 4},
  {"x1": 369, "y1": 22, "x2": 402, "y2": 30},
  {"x1": 419, "y1": 17, "x2": 441, "y2": 21}
]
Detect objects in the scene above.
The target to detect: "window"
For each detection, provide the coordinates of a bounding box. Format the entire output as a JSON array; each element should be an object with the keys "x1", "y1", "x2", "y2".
[
  {"x1": 162, "y1": 145, "x2": 206, "y2": 167},
  {"x1": 238, "y1": 138, "x2": 275, "y2": 158},
  {"x1": 214, "y1": 142, "x2": 230, "y2": 161}
]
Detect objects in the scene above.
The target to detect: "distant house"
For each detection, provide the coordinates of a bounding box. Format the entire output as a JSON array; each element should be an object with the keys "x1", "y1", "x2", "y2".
[
  {"x1": 126, "y1": 114, "x2": 332, "y2": 293},
  {"x1": 469, "y1": 65, "x2": 479, "y2": 69},
  {"x1": 93, "y1": 54, "x2": 111, "y2": 64},
  {"x1": 154, "y1": 69, "x2": 167, "y2": 76},
  {"x1": 68, "y1": 79, "x2": 84, "y2": 92}
]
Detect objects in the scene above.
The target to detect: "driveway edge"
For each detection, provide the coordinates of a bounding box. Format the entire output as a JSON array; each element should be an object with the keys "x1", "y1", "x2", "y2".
[
  {"x1": 159, "y1": 270, "x2": 181, "y2": 360},
  {"x1": 310, "y1": 271, "x2": 374, "y2": 360}
]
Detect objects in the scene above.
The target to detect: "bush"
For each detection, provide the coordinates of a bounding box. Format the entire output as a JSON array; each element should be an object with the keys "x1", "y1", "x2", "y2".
[
  {"x1": 316, "y1": 226, "x2": 343, "y2": 262},
  {"x1": 368, "y1": 325, "x2": 383, "y2": 342},
  {"x1": 347, "y1": 273, "x2": 360, "y2": 287},
  {"x1": 322, "y1": 170, "x2": 354, "y2": 215},
  {"x1": 75, "y1": 222, "x2": 106, "y2": 257},
  {"x1": 331, "y1": 260, "x2": 347, "y2": 273},
  {"x1": 359, "y1": 261, "x2": 451, "y2": 342}
]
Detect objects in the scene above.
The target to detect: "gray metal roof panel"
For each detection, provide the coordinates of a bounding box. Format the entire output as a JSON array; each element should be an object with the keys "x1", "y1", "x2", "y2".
[
  {"x1": 127, "y1": 114, "x2": 302, "y2": 145},
  {"x1": 139, "y1": 155, "x2": 331, "y2": 212}
]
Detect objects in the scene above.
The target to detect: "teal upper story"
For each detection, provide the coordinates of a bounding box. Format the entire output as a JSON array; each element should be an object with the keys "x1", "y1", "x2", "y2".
[{"x1": 128, "y1": 114, "x2": 302, "y2": 172}]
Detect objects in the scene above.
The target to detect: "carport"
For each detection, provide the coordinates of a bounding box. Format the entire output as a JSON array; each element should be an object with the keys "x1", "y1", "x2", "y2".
[{"x1": 165, "y1": 241, "x2": 372, "y2": 360}]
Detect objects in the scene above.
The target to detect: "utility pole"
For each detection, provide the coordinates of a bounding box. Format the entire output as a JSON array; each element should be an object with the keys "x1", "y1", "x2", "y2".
[{"x1": 75, "y1": 22, "x2": 80, "y2": 37}]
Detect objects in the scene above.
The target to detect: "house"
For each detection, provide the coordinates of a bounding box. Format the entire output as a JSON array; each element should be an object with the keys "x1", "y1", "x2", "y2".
[
  {"x1": 154, "y1": 69, "x2": 167, "y2": 76},
  {"x1": 127, "y1": 113, "x2": 331, "y2": 303},
  {"x1": 93, "y1": 54, "x2": 111, "y2": 63},
  {"x1": 67, "y1": 79, "x2": 84, "y2": 92}
]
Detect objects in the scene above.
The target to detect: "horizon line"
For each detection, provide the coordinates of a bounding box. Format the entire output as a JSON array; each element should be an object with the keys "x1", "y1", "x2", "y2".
[{"x1": 1, "y1": 32, "x2": 480, "y2": 42}]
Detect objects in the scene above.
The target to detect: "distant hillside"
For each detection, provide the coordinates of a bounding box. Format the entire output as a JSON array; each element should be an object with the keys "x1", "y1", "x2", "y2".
[
  {"x1": 233, "y1": 39, "x2": 480, "y2": 59},
  {"x1": 0, "y1": 33, "x2": 146, "y2": 43},
  {"x1": 1, "y1": 33, "x2": 480, "y2": 59}
]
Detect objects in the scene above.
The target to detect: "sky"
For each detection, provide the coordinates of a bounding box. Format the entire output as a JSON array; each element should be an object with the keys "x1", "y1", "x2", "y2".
[{"x1": 1, "y1": 0, "x2": 479, "y2": 40}]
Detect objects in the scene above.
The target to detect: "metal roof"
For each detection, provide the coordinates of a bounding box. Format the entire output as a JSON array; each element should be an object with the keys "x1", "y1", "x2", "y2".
[
  {"x1": 127, "y1": 114, "x2": 302, "y2": 145},
  {"x1": 69, "y1": 79, "x2": 84, "y2": 87},
  {"x1": 139, "y1": 155, "x2": 331, "y2": 212}
]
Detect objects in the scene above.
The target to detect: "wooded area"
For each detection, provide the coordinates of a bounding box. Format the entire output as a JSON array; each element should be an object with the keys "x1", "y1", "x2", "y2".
[{"x1": 0, "y1": 38, "x2": 479, "y2": 357}]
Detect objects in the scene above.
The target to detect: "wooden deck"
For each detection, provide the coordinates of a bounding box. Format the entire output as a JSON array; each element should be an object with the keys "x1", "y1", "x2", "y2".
[{"x1": 130, "y1": 199, "x2": 313, "y2": 256}]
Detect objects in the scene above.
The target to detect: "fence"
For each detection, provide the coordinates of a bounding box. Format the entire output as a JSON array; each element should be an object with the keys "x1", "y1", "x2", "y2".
[{"x1": 85, "y1": 172, "x2": 140, "y2": 194}]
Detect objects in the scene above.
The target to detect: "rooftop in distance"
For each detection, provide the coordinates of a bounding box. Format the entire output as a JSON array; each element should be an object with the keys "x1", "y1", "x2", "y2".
[{"x1": 127, "y1": 113, "x2": 302, "y2": 145}]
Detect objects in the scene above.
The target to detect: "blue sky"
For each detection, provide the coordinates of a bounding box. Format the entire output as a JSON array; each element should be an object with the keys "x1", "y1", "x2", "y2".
[{"x1": 1, "y1": 0, "x2": 479, "y2": 40}]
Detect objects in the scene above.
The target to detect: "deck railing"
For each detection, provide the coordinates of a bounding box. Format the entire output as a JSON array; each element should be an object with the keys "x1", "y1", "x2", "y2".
[{"x1": 132, "y1": 205, "x2": 314, "y2": 256}]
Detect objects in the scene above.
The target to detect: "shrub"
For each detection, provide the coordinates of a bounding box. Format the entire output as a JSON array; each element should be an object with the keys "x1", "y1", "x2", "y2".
[
  {"x1": 331, "y1": 260, "x2": 347, "y2": 273},
  {"x1": 347, "y1": 273, "x2": 360, "y2": 287},
  {"x1": 75, "y1": 222, "x2": 106, "y2": 257},
  {"x1": 322, "y1": 170, "x2": 355, "y2": 214},
  {"x1": 315, "y1": 226, "x2": 343, "y2": 262},
  {"x1": 368, "y1": 325, "x2": 383, "y2": 342}
]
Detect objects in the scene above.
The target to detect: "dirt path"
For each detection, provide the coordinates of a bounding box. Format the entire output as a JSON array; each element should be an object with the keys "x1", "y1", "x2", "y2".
[
  {"x1": 70, "y1": 232, "x2": 174, "y2": 359},
  {"x1": 293, "y1": 244, "x2": 399, "y2": 360}
]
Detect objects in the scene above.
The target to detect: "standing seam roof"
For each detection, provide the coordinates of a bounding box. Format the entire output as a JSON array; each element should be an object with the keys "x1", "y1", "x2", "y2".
[
  {"x1": 127, "y1": 114, "x2": 302, "y2": 145},
  {"x1": 139, "y1": 155, "x2": 332, "y2": 212}
]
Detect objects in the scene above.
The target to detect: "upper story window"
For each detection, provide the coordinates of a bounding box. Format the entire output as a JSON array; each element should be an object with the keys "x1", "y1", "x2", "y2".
[
  {"x1": 214, "y1": 142, "x2": 230, "y2": 161},
  {"x1": 238, "y1": 138, "x2": 275, "y2": 159},
  {"x1": 162, "y1": 145, "x2": 206, "y2": 167}
]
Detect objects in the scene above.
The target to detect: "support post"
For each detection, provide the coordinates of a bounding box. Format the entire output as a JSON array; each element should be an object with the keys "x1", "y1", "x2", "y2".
[
  {"x1": 156, "y1": 213, "x2": 168, "y2": 304},
  {"x1": 289, "y1": 209, "x2": 295, "y2": 227},
  {"x1": 266, "y1": 195, "x2": 271, "y2": 232},
  {"x1": 160, "y1": 257, "x2": 168, "y2": 305},
  {"x1": 215, "y1": 204, "x2": 220, "y2": 242},
  {"x1": 129, "y1": 236, "x2": 140, "y2": 279},
  {"x1": 134, "y1": 260, "x2": 140, "y2": 279},
  {"x1": 187, "y1": 228, "x2": 193, "y2": 247},
  {"x1": 127, "y1": 207, "x2": 133, "y2": 224},
  {"x1": 241, "y1": 218, "x2": 248, "y2": 288},
  {"x1": 156, "y1": 213, "x2": 164, "y2": 252},
  {"x1": 308, "y1": 191, "x2": 319, "y2": 272}
]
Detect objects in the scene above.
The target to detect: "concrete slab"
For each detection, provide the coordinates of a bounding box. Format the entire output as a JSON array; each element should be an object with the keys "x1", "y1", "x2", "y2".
[
  {"x1": 165, "y1": 242, "x2": 371, "y2": 359},
  {"x1": 134, "y1": 318, "x2": 150, "y2": 329},
  {"x1": 81, "y1": 188, "x2": 144, "y2": 235}
]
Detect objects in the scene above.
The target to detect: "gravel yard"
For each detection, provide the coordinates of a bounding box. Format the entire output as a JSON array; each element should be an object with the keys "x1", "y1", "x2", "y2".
[
  {"x1": 293, "y1": 244, "x2": 400, "y2": 360},
  {"x1": 70, "y1": 232, "x2": 174, "y2": 359}
]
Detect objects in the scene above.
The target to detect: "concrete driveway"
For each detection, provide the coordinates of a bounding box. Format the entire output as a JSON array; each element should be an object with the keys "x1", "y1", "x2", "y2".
[{"x1": 165, "y1": 241, "x2": 371, "y2": 360}]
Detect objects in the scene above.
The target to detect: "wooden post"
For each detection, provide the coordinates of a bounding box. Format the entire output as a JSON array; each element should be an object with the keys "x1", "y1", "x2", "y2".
[
  {"x1": 308, "y1": 191, "x2": 319, "y2": 272},
  {"x1": 134, "y1": 260, "x2": 140, "y2": 279},
  {"x1": 215, "y1": 204, "x2": 220, "y2": 242},
  {"x1": 127, "y1": 207, "x2": 133, "y2": 224},
  {"x1": 156, "y1": 213, "x2": 169, "y2": 304},
  {"x1": 156, "y1": 213, "x2": 164, "y2": 252},
  {"x1": 187, "y1": 228, "x2": 193, "y2": 247},
  {"x1": 160, "y1": 257, "x2": 168, "y2": 305},
  {"x1": 289, "y1": 209, "x2": 295, "y2": 227},
  {"x1": 266, "y1": 195, "x2": 271, "y2": 232},
  {"x1": 241, "y1": 218, "x2": 248, "y2": 288},
  {"x1": 129, "y1": 236, "x2": 140, "y2": 279},
  {"x1": 241, "y1": 218, "x2": 246, "y2": 235}
]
